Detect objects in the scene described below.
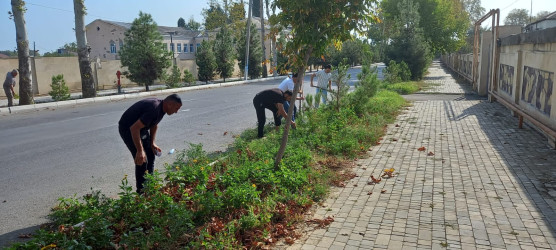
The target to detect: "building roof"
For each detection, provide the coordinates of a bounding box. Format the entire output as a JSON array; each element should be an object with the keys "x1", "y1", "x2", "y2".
[{"x1": 89, "y1": 19, "x2": 203, "y2": 39}]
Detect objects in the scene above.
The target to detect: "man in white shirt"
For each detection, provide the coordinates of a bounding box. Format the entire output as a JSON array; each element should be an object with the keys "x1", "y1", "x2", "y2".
[
  {"x1": 310, "y1": 64, "x2": 332, "y2": 108},
  {"x1": 278, "y1": 73, "x2": 299, "y2": 126},
  {"x1": 3, "y1": 69, "x2": 18, "y2": 107}
]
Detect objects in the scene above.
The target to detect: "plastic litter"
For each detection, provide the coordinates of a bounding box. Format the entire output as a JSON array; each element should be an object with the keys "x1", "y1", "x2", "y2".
[{"x1": 169, "y1": 148, "x2": 175, "y2": 154}]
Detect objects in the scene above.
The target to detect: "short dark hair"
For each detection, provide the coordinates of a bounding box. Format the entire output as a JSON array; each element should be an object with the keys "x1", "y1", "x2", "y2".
[
  {"x1": 291, "y1": 73, "x2": 298, "y2": 78},
  {"x1": 165, "y1": 93, "x2": 182, "y2": 104},
  {"x1": 284, "y1": 90, "x2": 293, "y2": 96},
  {"x1": 324, "y1": 64, "x2": 332, "y2": 70},
  {"x1": 11, "y1": 69, "x2": 18, "y2": 74}
]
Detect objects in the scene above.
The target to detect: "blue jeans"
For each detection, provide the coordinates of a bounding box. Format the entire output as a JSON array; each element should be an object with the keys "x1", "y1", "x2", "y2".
[
  {"x1": 316, "y1": 88, "x2": 328, "y2": 107},
  {"x1": 283, "y1": 100, "x2": 296, "y2": 122}
]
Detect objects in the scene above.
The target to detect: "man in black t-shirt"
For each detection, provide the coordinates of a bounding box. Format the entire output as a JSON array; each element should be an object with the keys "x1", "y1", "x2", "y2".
[
  {"x1": 118, "y1": 94, "x2": 182, "y2": 193},
  {"x1": 253, "y1": 89, "x2": 294, "y2": 138}
]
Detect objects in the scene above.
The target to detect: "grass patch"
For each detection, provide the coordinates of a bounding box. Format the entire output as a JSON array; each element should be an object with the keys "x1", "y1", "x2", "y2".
[
  {"x1": 383, "y1": 81, "x2": 420, "y2": 95},
  {"x1": 7, "y1": 88, "x2": 407, "y2": 248}
]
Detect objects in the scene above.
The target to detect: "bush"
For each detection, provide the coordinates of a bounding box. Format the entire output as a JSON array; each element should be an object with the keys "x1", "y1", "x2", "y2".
[
  {"x1": 166, "y1": 64, "x2": 183, "y2": 88},
  {"x1": 182, "y1": 69, "x2": 196, "y2": 86},
  {"x1": 9, "y1": 79, "x2": 408, "y2": 249},
  {"x1": 48, "y1": 74, "x2": 71, "y2": 101},
  {"x1": 384, "y1": 60, "x2": 411, "y2": 83}
]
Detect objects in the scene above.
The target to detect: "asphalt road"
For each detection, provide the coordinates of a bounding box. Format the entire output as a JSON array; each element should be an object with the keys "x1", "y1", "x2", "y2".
[{"x1": 0, "y1": 66, "x2": 377, "y2": 246}]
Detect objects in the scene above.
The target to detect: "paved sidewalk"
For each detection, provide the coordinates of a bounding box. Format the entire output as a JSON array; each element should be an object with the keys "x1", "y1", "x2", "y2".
[{"x1": 290, "y1": 61, "x2": 556, "y2": 249}]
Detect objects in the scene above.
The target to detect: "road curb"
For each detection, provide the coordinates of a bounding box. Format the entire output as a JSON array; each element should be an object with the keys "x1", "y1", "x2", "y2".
[{"x1": 0, "y1": 76, "x2": 286, "y2": 114}]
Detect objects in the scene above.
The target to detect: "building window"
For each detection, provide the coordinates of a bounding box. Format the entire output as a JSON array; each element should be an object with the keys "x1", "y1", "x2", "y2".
[
  {"x1": 119, "y1": 41, "x2": 123, "y2": 50},
  {"x1": 177, "y1": 43, "x2": 181, "y2": 52},
  {"x1": 197, "y1": 43, "x2": 201, "y2": 49},
  {"x1": 170, "y1": 43, "x2": 174, "y2": 52},
  {"x1": 183, "y1": 43, "x2": 188, "y2": 53},
  {"x1": 190, "y1": 44, "x2": 194, "y2": 53},
  {"x1": 110, "y1": 42, "x2": 116, "y2": 54}
]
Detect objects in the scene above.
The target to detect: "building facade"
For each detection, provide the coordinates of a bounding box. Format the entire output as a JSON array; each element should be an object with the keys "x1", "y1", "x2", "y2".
[{"x1": 85, "y1": 19, "x2": 209, "y2": 61}]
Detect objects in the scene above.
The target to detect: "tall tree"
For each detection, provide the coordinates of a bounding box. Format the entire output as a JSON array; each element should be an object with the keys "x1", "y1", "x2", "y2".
[
  {"x1": 119, "y1": 12, "x2": 171, "y2": 91},
  {"x1": 184, "y1": 16, "x2": 201, "y2": 31},
  {"x1": 196, "y1": 40, "x2": 217, "y2": 83},
  {"x1": 10, "y1": 0, "x2": 33, "y2": 105},
  {"x1": 229, "y1": 1, "x2": 247, "y2": 41},
  {"x1": 203, "y1": 1, "x2": 227, "y2": 30},
  {"x1": 381, "y1": 0, "x2": 468, "y2": 54},
  {"x1": 73, "y1": 0, "x2": 96, "y2": 98},
  {"x1": 462, "y1": 0, "x2": 485, "y2": 23},
  {"x1": 214, "y1": 27, "x2": 235, "y2": 81},
  {"x1": 504, "y1": 8, "x2": 530, "y2": 26},
  {"x1": 177, "y1": 17, "x2": 186, "y2": 27},
  {"x1": 271, "y1": 0, "x2": 377, "y2": 168},
  {"x1": 237, "y1": 24, "x2": 262, "y2": 79},
  {"x1": 386, "y1": 0, "x2": 431, "y2": 80},
  {"x1": 265, "y1": 0, "x2": 278, "y2": 76},
  {"x1": 259, "y1": 0, "x2": 268, "y2": 77}
]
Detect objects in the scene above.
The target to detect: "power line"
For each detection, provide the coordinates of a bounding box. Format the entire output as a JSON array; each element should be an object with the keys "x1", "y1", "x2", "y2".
[
  {"x1": 25, "y1": 1, "x2": 121, "y2": 21},
  {"x1": 501, "y1": 0, "x2": 522, "y2": 11}
]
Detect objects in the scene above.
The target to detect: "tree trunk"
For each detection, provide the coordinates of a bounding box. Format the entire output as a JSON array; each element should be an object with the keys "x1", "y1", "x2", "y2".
[
  {"x1": 73, "y1": 0, "x2": 96, "y2": 98},
  {"x1": 259, "y1": 0, "x2": 268, "y2": 78},
  {"x1": 244, "y1": 0, "x2": 252, "y2": 80},
  {"x1": 274, "y1": 47, "x2": 312, "y2": 169},
  {"x1": 11, "y1": 0, "x2": 33, "y2": 105},
  {"x1": 265, "y1": 0, "x2": 277, "y2": 77}
]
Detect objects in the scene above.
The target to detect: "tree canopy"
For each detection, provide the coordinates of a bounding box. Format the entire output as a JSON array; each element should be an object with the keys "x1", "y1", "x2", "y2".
[
  {"x1": 504, "y1": 8, "x2": 530, "y2": 26},
  {"x1": 177, "y1": 17, "x2": 186, "y2": 27},
  {"x1": 196, "y1": 40, "x2": 217, "y2": 83},
  {"x1": 214, "y1": 27, "x2": 235, "y2": 81},
  {"x1": 381, "y1": 0, "x2": 468, "y2": 54},
  {"x1": 203, "y1": 1, "x2": 227, "y2": 30},
  {"x1": 119, "y1": 12, "x2": 171, "y2": 91}
]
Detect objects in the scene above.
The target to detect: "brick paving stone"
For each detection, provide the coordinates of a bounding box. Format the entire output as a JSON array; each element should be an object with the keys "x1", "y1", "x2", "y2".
[{"x1": 289, "y1": 61, "x2": 556, "y2": 250}]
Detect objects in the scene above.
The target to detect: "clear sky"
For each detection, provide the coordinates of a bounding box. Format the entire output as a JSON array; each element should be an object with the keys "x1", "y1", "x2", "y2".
[{"x1": 1, "y1": 0, "x2": 555, "y2": 52}]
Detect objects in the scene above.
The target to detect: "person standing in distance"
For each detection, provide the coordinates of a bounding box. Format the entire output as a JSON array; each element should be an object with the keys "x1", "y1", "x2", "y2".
[
  {"x1": 118, "y1": 94, "x2": 182, "y2": 193},
  {"x1": 310, "y1": 64, "x2": 332, "y2": 107},
  {"x1": 3, "y1": 69, "x2": 18, "y2": 107},
  {"x1": 253, "y1": 88, "x2": 294, "y2": 138}
]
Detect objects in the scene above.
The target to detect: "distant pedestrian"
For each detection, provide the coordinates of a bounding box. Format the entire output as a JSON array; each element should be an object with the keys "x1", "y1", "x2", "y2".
[
  {"x1": 118, "y1": 94, "x2": 182, "y2": 193},
  {"x1": 253, "y1": 88, "x2": 294, "y2": 138},
  {"x1": 3, "y1": 69, "x2": 18, "y2": 107},
  {"x1": 310, "y1": 64, "x2": 332, "y2": 107},
  {"x1": 278, "y1": 73, "x2": 300, "y2": 122}
]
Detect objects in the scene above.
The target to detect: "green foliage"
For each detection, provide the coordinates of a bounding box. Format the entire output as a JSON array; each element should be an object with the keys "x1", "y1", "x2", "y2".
[
  {"x1": 504, "y1": 8, "x2": 530, "y2": 26},
  {"x1": 166, "y1": 64, "x2": 183, "y2": 88},
  {"x1": 119, "y1": 12, "x2": 171, "y2": 90},
  {"x1": 214, "y1": 27, "x2": 235, "y2": 81},
  {"x1": 384, "y1": 60, "x2": 411, "y2": 83},
  {"x1": 9, "y1": 69, "x2": 409, "y2": 248},
  {"x1": 203, "y1": 2, "x2": 226, "y2": 30},
  {"x1": 184, "y1": 16, "x2": 202, "y2": 31},
  {"x1": 177, "y1": 17, "x2": 186, "y2": 27},
  {"x1": 196, "y1": 40, "x2": 217, "y2": 83},
  {"x1": 381, "y1": 0, "x2": 468, "y2": 54},
  {"x1": 182, "y1": 69, "x2": 196, "y2": 85},
  {"x1": 237, "y1": 24, "x2": 263, "y2": 79},
  {"x1": 48, "y1": 74, "x2": 70, "y2": 101},
  {"x1": 385, "y1": 0, "x2": 431, "y2": 80},
  {"x1": 329, "y1": 60, "x2": 351, "y2": 111},
  {"x1": 384, "y1": 81, "x2": 420, "y2": 94}
]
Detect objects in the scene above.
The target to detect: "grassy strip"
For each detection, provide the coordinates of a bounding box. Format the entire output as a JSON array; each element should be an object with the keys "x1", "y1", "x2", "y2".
[
  {"x1": 383, "y1": 81, "x2": 421, "y2": 95},
  {"x1": 8, "y1": 90, "x2": 406, "y2": 249}
]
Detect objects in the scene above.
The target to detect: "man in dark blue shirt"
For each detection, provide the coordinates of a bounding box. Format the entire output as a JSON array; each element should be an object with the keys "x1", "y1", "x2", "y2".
[{"x1": 118, "y1": 94, "x2": 182, "y2": 193}]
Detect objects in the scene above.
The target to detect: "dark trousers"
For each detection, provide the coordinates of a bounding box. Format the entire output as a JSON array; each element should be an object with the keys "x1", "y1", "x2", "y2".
[
  {"x1": 118, "y1": 126, "x2": 155, "y2": 193},
  {"x1": 253, "y1": 98, "x2": 281, "y2": 138}
]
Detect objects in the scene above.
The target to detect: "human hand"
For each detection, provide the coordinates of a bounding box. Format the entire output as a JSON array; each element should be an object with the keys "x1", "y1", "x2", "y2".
[
  {"x1": 135, "y1": 150, "x2": 147, "y2": 165},
  {"x1": 152, "y1": 144, "x2": 161, "y2": 156}
]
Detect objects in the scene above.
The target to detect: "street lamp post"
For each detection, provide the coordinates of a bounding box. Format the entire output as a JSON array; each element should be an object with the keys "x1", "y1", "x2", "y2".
[
  {"x1": 244, "y1": 0, "x2": 252, "y2": 80},
  {"x1": 167, "y1": 32, "x2": 175, "y2": 65}
]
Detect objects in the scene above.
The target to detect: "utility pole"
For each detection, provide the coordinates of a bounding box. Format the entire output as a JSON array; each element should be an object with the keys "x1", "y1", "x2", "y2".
[
  {"x1": 167, "y1": 32, "x2": 175, "y2": 65},
  {"x1": 244, "y1": 0, "x2": 252, "y2": 80}
]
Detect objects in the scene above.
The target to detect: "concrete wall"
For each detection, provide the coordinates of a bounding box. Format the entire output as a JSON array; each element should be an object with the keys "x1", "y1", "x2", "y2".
[
  {"x1": 0, "y1": 56, "x2": 242, "y2": 97},
  {"x1": 498, "y1": 27, "x2": 556, "y2": 131}
]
